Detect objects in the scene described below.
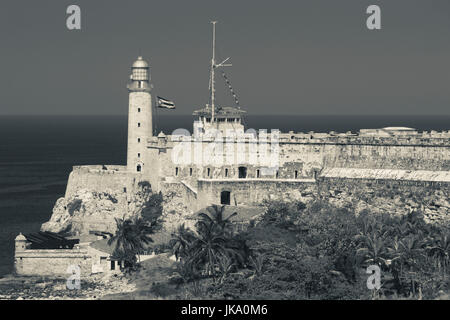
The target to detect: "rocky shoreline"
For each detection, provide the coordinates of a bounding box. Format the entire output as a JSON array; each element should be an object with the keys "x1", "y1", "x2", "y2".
[{"x1": 0, "y1": 272, "x2": 136, "y2": 300}]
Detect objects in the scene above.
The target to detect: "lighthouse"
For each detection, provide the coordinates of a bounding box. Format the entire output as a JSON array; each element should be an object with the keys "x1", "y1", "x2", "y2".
[{"x1": 127, "y1": 57, "x2": 153, "y2": 173}]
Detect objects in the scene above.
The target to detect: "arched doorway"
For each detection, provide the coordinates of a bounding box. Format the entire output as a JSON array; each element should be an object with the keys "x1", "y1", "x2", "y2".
[
  {"x1": 238, "y1": 166, "x2": 247, "y2": 178},
  {"x1": 220, "y1": 191, "x2": 231, "y2": 205}
]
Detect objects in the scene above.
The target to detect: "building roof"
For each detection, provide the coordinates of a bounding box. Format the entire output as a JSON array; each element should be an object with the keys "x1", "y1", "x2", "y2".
[
  {"x1": 22, "y1": 231, "x2": 79, "y2": 249},
  {"x1": 320, "y1": 168, "x2": 450, "y2": 183},
  {"x1": 132, "y1": 56, "x2": 149, "y2": 68},
  {"x1": 192, "y1": 106, "x2": 246, "y2": 117},
  {"x1": 90, "y1": 238, "x2": 117, "y2": 255},
  {"x1": 15, "y1": 233, "x2": 27, "y2": 241},
  {"x1": 382, "y1": 127, "x2": 416, "y2": 131}
]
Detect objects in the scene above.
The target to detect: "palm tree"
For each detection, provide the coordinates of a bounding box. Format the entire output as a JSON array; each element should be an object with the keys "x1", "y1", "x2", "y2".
[
  {"x1": 356, "y1": 231, "x2": 390, "y2": 269},
  {"x1": 217, "y1": 254, "x2": 235, "y2": 284},
  {"x1": 425, "y1": 233, "x2": 450, "y2": 274},
  {"x1": 397, "y1": 235, "x2": 426, "y2": 296},
  {"x1": 197, "y1": 205, "x2": 237, "y2": 235},
  {"x1": 188, "y1": 222, "x2": 231, "y2": 278},
  {"x1": 398, "y1": 235, "x2": 425, "y2": 270},
  {"x1": 170, "y1": 223, "x2": 196, "y2": 261},
  {"x1": 108, "y1": 217, "x2": 154, "y2": 265},
  {"x1": 387, "y1": 237, "x2": 405, "y2": 293}
]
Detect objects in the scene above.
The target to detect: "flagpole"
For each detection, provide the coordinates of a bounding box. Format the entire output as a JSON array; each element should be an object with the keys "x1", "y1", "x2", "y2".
[{"x1": 153, "y1": 94, "x2": 157, "y2": 136}]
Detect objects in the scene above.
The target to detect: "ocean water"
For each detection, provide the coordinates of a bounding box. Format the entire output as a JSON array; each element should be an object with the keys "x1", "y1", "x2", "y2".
[{"x1": 0, "y1": 114, "x2": 449, "y2": 276}]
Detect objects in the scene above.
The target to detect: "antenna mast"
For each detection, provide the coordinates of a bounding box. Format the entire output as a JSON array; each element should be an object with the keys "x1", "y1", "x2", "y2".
[
  {"x1": 210, "y1": 21, "x2": 217, "y2": 123},
  {"x1": 209, "y1": 21, "x2": 232, "y2": 124}
]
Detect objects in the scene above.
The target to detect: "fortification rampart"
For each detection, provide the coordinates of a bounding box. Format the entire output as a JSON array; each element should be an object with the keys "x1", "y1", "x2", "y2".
[
  {"x1": 146, "y1": 133, "x2": 450, "y2": 187},
  {"x1": 149, "y1": 129, "x2": 450, "y2": 146},
  {"x1": 14, "y1": 248, "x2": 91, "y2": 276},
  {"x1": 197, "y1": 179, "x2": 317, "y2": 208},
  {"x1": 65, "y1": 165, "x2": 133, "y2": 198}
]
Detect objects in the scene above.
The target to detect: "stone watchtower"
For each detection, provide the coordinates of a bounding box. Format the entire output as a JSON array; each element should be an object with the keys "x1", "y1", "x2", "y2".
[
  {"x1": 14, "y1": 233, "x2": 27, "y2": 274},
  {"x1": 127, "y1": 56, "x2": 153, "y2": 173},
  {"x1": 15, "y1": 233, "x2": 27, "y2": 252}
]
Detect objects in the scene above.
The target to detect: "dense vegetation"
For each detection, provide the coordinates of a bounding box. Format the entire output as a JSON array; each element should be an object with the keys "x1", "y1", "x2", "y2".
[
  {"x1": 107, "y1": 187, "x2": 449, "y2": 299},
  {"x1": 169, "y1": 201, "x2": 450, "y2": 300}
]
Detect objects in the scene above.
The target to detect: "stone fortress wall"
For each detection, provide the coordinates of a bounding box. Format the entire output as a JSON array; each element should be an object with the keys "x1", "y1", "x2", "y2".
[
  {"x1": 65, "y1": 165, "x2": 131, "y2": 198},
  {"x1": 145, "y1": 129, "x2": 450, "y2": 187},
  {"x1": 54, "y1": 128, "x2": 450, "y2": 221},
  {"x1": 140, "y1": 128, "x2": 449, "y2": 223},
  {"x1": 14, "y1": 247, "x2": 91, "y2": 276}
]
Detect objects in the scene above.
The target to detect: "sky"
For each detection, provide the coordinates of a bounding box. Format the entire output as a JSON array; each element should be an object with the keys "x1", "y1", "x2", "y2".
[{"x1": 0, "y1": 0, "x2": 450, "y2": 116}]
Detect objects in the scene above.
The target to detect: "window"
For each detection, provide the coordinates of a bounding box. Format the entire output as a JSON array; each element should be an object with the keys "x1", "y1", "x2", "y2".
[
  {"x1": 137, "y1": 165, "x2": 142, "y2": 172},
  {"x1": 220, "y1": 191, "x2": 231, "y2": 205},
  {"x1": 138, "y1": 153, "x2": 140, "y2": 158},
  {"x1": 295, "y1": 170, "x2": 298, "y2": 179},
  {"x1": 256, "y1": 169, "x2": 260, "y2": 178},
  {"x1": 175, "y1": 167, "x2": 179, "y2": 176},
  {"x1": 138, "y1": 108, "x2": 141, "y2": 112},
  {"x1": 207, "y1": 168, "x2": 211, "y2": 177},
  {"x1": 111, "y1": 261, "x2": 115, "y2": 270},
  {"x1": 189, "y1": 168, "x2": 193, "y2": 176},
  {"x1": 123, "y1": 187, "x2": 127, "y2": 193},
  {"x1": 138, "y1": 138, "x2": 140, "y2": 143},
  {"x1": 238, "y1": 167, "x2": 247, "y2": 179},
  {"x1": 225, "y1": 168, "x2": 228, "y2": 177},
  {"x1": 138, "y1": 123, "x2": 141, "y2": 127},
  {"x1": 276, "y1": 170, "x2": 279, "y2": 178}
]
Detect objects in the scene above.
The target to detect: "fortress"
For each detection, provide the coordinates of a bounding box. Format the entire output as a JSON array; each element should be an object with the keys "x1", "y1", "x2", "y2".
[
  {"x1": 39, "y1": 22, "x2": 450, "y2": 236},
  {"x1": 56, "y1": 54, "x2": 450, "y2": 220},
  {"x1": 16, "y1": 41, "x2": 450, "y2": 276}
]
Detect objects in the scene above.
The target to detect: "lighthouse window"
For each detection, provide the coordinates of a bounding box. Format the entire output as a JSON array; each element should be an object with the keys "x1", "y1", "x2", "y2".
[
  {"x1": 256, "y1": 169, "x2": 260, "y2": 178},
  {"x1": 138, "y1": 123, "x2": 141, "y2": 127},
  {"x1": 295, "y1": 170, "x2": 298, "y2": 179},
  {"x1": 225, "y1": 168, "x2": 228, "y2": 177},
  {"x1": 138, "y1": 138, "x2": 140, "y2": 143},
  {"x1": 138, "y1": 108, "x2": 141, "y2": 112},
  {"x1": 207, "y1": 168, "x2": 211, "y2": 177},
  {"x1": 189, "y1": 168, "x2": 193, "y2": 176},
  {"x1": 137, "y1": 165, "x2": 142, "y2": 172},
  {"x1": 138, "y1": 153, "x2": 140, "y2": 158},
  {"x1": 175, "y1": 167, "x2": 179, "y2": 176}
]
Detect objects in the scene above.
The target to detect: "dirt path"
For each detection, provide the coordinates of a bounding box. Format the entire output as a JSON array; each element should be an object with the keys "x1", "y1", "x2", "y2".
[{"x1": 100, "y1": 253, "x2": 179, "y2": 300}]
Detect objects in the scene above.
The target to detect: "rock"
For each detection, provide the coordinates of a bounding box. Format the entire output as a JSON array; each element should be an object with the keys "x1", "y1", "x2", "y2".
[{"x1": 41, "y1": 180, "x2": 154, "y2": 234}]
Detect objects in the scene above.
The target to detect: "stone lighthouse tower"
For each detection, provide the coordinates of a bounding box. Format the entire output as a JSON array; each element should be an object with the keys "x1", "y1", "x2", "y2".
[{"x1": 127, "y1": 56, "x2": 153, "y2": 173}]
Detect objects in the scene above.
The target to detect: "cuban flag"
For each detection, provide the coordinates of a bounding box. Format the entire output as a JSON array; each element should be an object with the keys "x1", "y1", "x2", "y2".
[{"x1": 157, "y1": 96, "x2": 175, "y2": 109}]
